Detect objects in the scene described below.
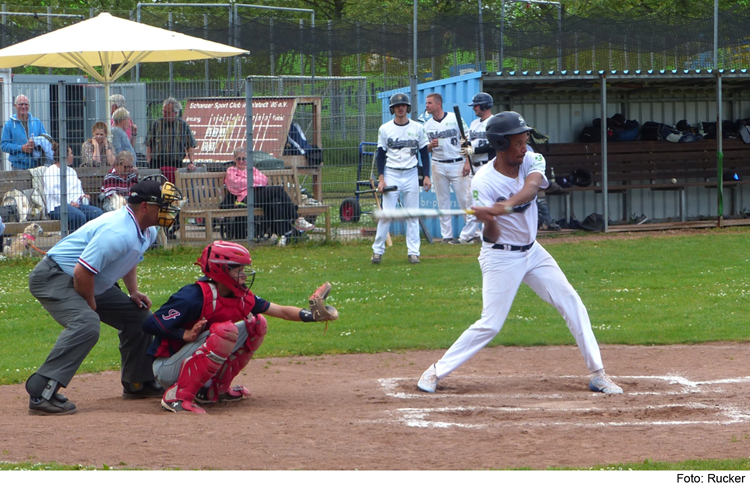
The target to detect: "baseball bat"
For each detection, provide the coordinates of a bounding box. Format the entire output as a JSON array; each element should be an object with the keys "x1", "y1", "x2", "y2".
[
  {"x1": 373, "y1": 207, "x2": 475, "y2": 222},
  {"x1": 357, "y1": 185, "x2": 397, "y2": 195},
  {"x1": 371, "y1": 179, "x2": 393, "y2": 246},
  {"x1": 453, "y1": 105, "x2": 467, "y2": 142}
]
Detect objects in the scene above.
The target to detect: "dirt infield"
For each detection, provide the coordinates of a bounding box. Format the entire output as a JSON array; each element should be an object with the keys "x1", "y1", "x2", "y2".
[{"x1": 1, "y1": 343, "x2": 749, "y2": 470}]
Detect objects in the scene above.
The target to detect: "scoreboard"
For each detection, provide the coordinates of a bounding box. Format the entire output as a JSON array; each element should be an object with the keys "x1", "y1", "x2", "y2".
[{"x1": 184, "y1": 97, "x2": 297, "y2": 163}]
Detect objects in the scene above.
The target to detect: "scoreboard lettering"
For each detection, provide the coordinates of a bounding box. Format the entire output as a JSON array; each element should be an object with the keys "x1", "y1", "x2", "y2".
[{"x1": 184, "y1": 97, "x2": 296, "y2": 163}]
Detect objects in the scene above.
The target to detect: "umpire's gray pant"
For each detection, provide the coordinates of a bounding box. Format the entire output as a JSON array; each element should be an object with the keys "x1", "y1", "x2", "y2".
[{"x1": 29, "y1": 256, "x2": 155, "y2": 388}]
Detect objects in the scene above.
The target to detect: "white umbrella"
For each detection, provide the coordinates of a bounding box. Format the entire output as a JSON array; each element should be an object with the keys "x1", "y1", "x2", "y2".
[
  {"x1": 0, "y1": 12, "x2": 246, "y2": 80},
  {"x1": 0, "y1": 12, "x2": 247, "y2": 115}
]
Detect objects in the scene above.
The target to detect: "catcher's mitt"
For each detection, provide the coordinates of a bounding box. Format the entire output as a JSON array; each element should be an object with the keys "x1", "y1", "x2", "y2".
[{"x1": 309, "y1": 282, "x2": 339, "y2": 323}]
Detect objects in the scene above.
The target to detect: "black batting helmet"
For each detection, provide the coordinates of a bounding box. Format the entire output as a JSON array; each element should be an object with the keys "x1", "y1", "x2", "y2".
[
  {"x1": 469, "y1": 92, "x2": 493, "y2": 111},
  {"x1": 389, "y1": 93, "x2": 411, "y2": 114},
  {"x1": 485, "y1": 111, "x2": 533, "y2": 152}
]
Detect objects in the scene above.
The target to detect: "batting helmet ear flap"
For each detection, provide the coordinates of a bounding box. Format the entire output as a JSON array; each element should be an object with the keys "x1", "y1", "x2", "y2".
[{"x1": 485, "y1": 111, "x2": 533, "y2": 152}]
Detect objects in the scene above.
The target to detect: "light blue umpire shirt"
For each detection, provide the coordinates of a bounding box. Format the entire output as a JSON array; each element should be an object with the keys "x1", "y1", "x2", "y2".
[{"x1": 46, "y1": 205, "x2": 158, "y2": 296}]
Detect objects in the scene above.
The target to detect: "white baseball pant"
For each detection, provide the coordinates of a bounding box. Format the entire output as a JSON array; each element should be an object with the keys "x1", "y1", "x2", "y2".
[
  {"x1": 372, "y1": 167, "x2": 420, "y2": 257},
  {"x1": 432, "y1": 159, "x2": 472, "y2": 240},
  {"x1": 434, "y1": 242, "x2": 604, "y2": 379}
]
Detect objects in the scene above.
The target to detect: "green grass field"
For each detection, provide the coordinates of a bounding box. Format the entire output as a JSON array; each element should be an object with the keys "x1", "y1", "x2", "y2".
[
  {"x1": 3, "y1": 229, "x2": 750, "y2": 385},
  {"x1": 1, "y1": 228, "x2": 749, "y2": 470}
]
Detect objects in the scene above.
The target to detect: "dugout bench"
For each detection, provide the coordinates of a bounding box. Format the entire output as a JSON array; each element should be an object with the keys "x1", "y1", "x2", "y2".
[{"x1": 541, "y1": 139, "x2": 750, "y2": 223}]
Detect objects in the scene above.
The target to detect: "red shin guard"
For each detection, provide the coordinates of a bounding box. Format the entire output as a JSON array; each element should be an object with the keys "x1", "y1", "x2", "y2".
[
  {"x1": 202, "y1": 315, "x2": 268, "y2": 402},
  {"x1": 162, "y1": 322, "x2": 238, "y2": 412}
]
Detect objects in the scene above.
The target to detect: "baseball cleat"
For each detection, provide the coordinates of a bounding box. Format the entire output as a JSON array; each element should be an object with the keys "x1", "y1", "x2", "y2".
[
  {"x1": 161, "y1": 384, "x2": 207, "y2": 414},
  {"x1": 449, "y1": 238, "x2": 474, "y2": 245},
  {"x1": 195, "y1": 384, "x2": 251, "y2": 404},
  {"x1": 28, "y1": 394, "x2": 77, "y2": 416},
  {"x1": 122, "y1": 380, "x2": 165, "y2": 399},
  {"x1": 417, "y1": 364, "x2": 438, "y2": 393},
  {"x1": 408, "y1": 255, "x2": 420, "y2": 264},
  {"x1": 221, "y1": 385, "x2": 251, "y2": 402},
  {"x1": 371, "y1": 253, "x2": 382, "y2": 264},
  {"x1": 161, "y1": 398, "x2": 206, "y2": 414},
  {"x1": 589, "y1": 373, "x2": 623, "y2": 394}
]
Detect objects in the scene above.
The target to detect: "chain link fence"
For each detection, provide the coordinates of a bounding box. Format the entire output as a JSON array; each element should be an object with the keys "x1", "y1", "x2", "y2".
[{"x1": 0, "y1": 75, "x2": 413, "y2": 254}]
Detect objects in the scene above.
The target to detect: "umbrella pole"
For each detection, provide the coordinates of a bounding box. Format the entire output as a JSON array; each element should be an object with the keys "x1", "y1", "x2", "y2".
[{"x1": 103, "y1": 58, "x2": 111, "y2": 141}]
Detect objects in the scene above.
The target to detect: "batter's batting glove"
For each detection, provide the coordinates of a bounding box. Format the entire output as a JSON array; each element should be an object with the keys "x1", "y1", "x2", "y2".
[{"x1": 460, "y1": 143, "x2": 474, "y2": 158}]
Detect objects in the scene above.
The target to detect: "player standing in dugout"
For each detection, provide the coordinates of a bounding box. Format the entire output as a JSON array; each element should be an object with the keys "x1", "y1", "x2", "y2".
[
  {"x1": 458, "y1": 92, "x2": 496, "y2": 244},
  {"x1": 371, "y1": 93, "x2": 431, "y2": 265},
  {"x1": 423, "y1": 93, "x2": 474, "y2": 244},
  {"x1": 417, "y1": 111, "x2": 623, "y2": 396}
]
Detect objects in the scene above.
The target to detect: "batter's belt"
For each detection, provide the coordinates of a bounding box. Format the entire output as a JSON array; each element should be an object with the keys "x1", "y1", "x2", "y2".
[{"x1": 486, "y1": 240, "x2": 535, "y2": 252}]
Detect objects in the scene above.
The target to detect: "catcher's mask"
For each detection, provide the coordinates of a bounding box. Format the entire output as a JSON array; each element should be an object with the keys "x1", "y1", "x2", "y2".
[
  {"x1": 128, "y1": 177, "x2": 183, "y2": 228},
  {"x1": 196, "y1": 241, "x2": 256, "y2": 296}
]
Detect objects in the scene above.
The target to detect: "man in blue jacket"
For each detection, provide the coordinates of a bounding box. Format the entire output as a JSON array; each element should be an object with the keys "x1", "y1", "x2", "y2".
[{"x1": 1, "y1": 94, "x2": 47, "y2": 170}]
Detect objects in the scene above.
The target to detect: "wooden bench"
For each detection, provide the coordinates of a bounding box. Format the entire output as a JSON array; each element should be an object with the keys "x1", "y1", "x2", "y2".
[
  {"x1": 1, "y1": 166, "x2": 110, "y2": 236},
  {"x1": 175, "y1": 169, "x2": 330, "y2": 242},
  {"x1": 541, "y1": 139, "x2": 750, "y2": 222}
]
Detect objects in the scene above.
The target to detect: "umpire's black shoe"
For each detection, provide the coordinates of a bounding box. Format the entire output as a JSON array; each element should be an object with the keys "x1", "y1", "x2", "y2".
[
  {"x1": 28, "y1": 393, "x2": 77, "y2": 416},
  {"x1": 122, "y1": 380, "x2": 165, "y2": 400}
]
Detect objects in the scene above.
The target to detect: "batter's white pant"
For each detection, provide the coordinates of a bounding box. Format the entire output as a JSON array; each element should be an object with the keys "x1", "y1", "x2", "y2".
[
  {"x1": 372, "y1": 167, "x2": 420, "y2": 257},
  {"x1": 152, "y1": 320, "x2": 251, "y2": 388},
  {"x1": 434, "y1": 242, "x2": 604, "y2": 380},
  {"x1": 432, "y1": 159, "x2": 473, "y2": 241}
]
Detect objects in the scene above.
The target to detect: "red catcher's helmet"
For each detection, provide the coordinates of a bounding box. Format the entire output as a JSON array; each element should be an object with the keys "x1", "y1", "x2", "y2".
[{"x1": 196, "y1": 241, "x2": 255, "y2": 296}]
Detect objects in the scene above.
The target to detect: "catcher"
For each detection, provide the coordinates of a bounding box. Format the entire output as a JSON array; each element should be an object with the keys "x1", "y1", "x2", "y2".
[{"x1": 142, "y1": 240, "x2": 338, "y2": 414}]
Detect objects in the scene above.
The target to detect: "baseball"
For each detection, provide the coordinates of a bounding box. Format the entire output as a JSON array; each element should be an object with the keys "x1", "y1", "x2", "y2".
[{"x1": 671, "y1": 178, "x2": 677, "y2": 184}]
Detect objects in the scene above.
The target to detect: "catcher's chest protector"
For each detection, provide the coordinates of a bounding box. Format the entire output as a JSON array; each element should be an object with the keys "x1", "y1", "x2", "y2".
[{"x1": 185, "y1": 281, "x2": 257, "y2": 330}]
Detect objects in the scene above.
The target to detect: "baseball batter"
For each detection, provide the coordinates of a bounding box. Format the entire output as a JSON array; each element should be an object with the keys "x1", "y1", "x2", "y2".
[
  {"x1": 372, "y1": 93, "x2": 431, "y2": 264},
  {"x1": 423, "y1": 93, "x2": 473, "y2": 243},
  {"x1": 417, "y1": 111, "x2": 623, "y2": 395},
  {"x1": 456, "y1": 92, "x2": 496, "y2": 243}
]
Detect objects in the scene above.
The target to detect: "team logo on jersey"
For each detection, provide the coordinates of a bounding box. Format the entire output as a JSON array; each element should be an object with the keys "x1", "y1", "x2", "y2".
[
  {"x1": 469, "y1": 130, "x2": 487, "y2": 139},
  {"x1": 162, "y1": 309, "x2": 181, "y2": 321},
  {"x1": 387, "y1": 138, "x2": 419, "y2": 149},
  {"x1": 426, "y1": 129, "x2": 458, "y2": 140}
]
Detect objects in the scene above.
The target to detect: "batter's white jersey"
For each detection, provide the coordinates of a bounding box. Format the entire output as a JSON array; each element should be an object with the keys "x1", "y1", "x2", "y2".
[
  {"x1": 377, "y1": 119, "x2": 428, "y2": 169},
  {"x1": 423, "y1": 111, "x2": 468, "y2": 162},
  {"x1": 467, "y1": 117, "x2": 491, "y2": 165},
  {"x1": 471, "y1": 151, "x2": 549, "y2": 246}
]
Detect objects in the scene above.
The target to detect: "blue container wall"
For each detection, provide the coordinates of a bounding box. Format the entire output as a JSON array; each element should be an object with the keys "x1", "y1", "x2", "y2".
[
  {"x1": 378, "y1": 72, "x2": 483, "y2": 123},
  {"x1": 377, "y1": 73, "x2": 481, "y2": 237}
]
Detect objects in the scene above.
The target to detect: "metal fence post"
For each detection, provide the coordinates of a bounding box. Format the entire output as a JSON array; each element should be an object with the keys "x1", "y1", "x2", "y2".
[
  {"x1": 245, "y1": 78, "x2": 255, "y2": 242},
  {"x1": 58, "y1": 81, "x2": 69, "y2": 238},
  {"x1": 168, "y1": 12, "x2": 174, "y2": 97}
]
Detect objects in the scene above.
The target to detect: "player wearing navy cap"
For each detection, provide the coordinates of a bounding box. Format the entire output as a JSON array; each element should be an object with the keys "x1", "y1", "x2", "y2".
[
  {"x1": 25, "y1": 180, "x2": 183, "y2": 415},
  {"x1": 418, "y1": 111, "x2": 623, "y2": 396},
  {"x1": 456, "y1": 92, "x2": 496, "y2": 243},
  {"x1": 372, "y1": 93, "x2": 431, "y2": 264}
]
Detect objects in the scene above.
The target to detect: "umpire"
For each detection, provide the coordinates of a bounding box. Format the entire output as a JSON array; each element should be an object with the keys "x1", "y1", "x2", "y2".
[{"x1": 25, "y1": 180, "x2": 178, "y2": 415}]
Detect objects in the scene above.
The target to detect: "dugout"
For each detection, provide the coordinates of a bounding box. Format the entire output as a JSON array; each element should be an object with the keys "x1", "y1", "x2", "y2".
[{"x1": 382, "y1": 70, "x2": 750, "y2": 232}]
